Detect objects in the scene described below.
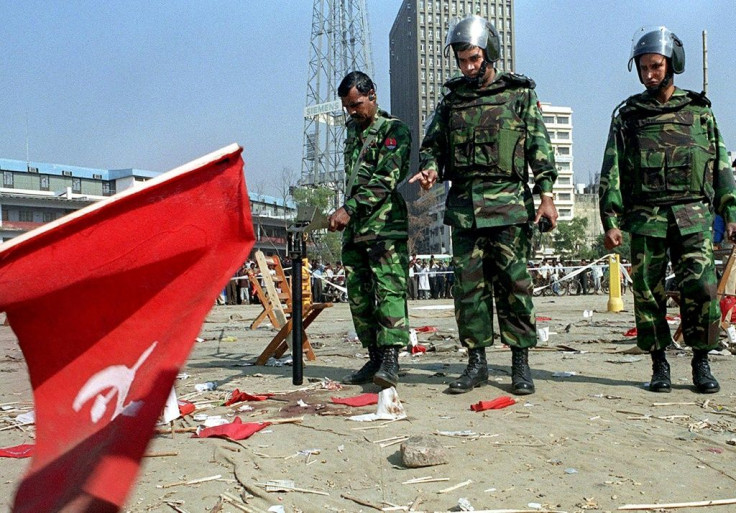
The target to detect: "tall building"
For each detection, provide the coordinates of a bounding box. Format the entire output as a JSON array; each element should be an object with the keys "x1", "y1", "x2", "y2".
[
  {"x1": 390, "y1": 0, "x2": 515, "y2": 253},
  {"x1": 536, "y1": 103, "x2": 575, "y2": 222}
]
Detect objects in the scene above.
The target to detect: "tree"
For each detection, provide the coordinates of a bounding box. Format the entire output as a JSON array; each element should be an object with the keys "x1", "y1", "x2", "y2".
[
  {"x1": 290, "y1": 185, "x2": 342, "y2": 264},
  {"x1": 552, "y1": 216, "x2": 589, "y2": 257},
  {"x1": 407, "y1": 191, "x2": 435, "y2": 255}
]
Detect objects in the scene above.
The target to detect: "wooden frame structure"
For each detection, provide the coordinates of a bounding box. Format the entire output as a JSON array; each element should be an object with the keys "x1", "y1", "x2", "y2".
[{"x1": 248, "y1": 251, "x2": 332, "y2": 364}]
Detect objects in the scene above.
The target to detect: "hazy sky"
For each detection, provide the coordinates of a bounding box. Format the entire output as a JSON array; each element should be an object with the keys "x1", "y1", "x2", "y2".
[{"x1": 1, "y1": 1, "x2": 735, "y2": 196}]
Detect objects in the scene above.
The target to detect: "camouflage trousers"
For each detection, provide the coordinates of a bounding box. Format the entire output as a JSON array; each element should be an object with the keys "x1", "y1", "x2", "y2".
[
  {"x1": 451, "y1": 224, "x2": 536, "y2": 350},
  {"x1": 631, "y1": 230, "x2": 719, "y2": 352},
  {"x1": 342, "y1": 238, "x2": 409, "y2": 348}
]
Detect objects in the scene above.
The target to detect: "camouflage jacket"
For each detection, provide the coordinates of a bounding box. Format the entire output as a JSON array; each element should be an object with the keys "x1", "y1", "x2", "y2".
[
  {"x1": 342, "y1": 108, "x2": 411, "y2": 243},
  {"x1": 419, "y1": 71, "x2": 557, "y2": 229},
  {"x1": 599, "y1": 88, "x2": 736, "y2": 237}
]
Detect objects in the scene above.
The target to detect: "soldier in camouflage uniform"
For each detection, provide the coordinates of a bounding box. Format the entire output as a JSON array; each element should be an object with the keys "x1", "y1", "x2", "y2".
[
  {"x1": 410, "y1": 15, "x2": 558, "y2": 395},
  {"x1": 329, "y1": 71, "x2": 411, "y2": 389},
  {"x1": 599, "y1": 26, "x2": 736, "y2": 394}
]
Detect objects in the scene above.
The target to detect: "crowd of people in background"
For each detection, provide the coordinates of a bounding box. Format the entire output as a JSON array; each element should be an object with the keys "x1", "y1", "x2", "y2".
[
  {"x1": 531, "y1": 258, "x2": 629, "y2": 296},
  {"x1": 408, "y1": 253, "x2": 454, "y2": 300}
]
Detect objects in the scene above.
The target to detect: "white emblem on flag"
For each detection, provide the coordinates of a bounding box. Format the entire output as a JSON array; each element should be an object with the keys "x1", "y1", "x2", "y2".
[{"x1": 73, "y1": 342, "x2": 157, "y2": 423}]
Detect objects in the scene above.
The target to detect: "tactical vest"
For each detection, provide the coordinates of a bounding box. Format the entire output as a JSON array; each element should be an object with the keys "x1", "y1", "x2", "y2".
[
  {"x1": 443, "y1": 87, "x2": 527, "y2": 183},
  {"x1": 621, "y1": 103, "x2": 714, "y2": 205}
]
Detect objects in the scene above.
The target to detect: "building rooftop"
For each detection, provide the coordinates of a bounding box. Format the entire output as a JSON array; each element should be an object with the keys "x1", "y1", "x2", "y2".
[{"x1": 0, "y1": 157, "x2": 159, "y2": 180}]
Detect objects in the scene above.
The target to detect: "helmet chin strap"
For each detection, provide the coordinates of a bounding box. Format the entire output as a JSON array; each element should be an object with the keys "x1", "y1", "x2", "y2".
[
  {"x1": 467, "y1": 59, "x2": 489, "y2": 87},
  {"x1": 644, "y1": 72, "x2": 673, "y2": 93}
]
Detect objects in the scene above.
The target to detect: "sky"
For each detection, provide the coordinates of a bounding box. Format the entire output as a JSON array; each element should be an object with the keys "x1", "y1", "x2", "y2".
[{"x1": 1, "y1": 1, "x2": 735, "y2": 197}]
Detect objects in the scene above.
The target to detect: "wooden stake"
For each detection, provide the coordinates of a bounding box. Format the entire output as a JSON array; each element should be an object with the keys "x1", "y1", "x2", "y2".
[
  {"x1": 340, "y1": 493, "x2": 382, "y2": 510},
  {"x1": 618, "y1": 497, "x2": 736, "y2": 510}
]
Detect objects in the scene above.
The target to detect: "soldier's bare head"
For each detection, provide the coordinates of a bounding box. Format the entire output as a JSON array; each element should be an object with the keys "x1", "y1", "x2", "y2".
[{"x1": 339, "y1": 71, "x2": 378, "y2": 130}]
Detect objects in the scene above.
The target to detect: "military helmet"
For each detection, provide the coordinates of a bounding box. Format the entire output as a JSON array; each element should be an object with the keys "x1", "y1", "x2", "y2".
[
  {"x1": 628, "y1": 25, "x2": 685, "y2": 74},
  {"x1": 444, "y1": 14, "x2": 500, "y2": 62}
]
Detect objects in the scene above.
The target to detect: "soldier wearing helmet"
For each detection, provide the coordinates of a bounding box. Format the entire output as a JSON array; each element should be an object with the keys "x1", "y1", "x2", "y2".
[
  {"x1": 410, "y1": 14, "x2": 558, "y2": 396},
  {"x1": 599, "y1": 26, "x2": 736, "y2": 395}
]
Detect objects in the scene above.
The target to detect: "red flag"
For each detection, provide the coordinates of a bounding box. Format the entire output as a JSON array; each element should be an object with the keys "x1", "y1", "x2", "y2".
[{"x1": 0, "y1": 144, "x2": 254, "y2": 512}]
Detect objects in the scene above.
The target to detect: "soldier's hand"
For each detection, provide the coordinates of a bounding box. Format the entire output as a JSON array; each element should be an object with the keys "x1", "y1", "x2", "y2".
[
  {"x1": 409, "y1": 169, "x2": 437, "y2": 190},
  {"x1": 533, "y1": 195, "x2": 558, "y2": 230},
  {"x1": 328, "y1": 207, "x2": 350, "y2": 232},
  {"x1": 727, "y1": 222, "x2": 736, "y2": 242},
  {"x1": 604, "y1": 228, "x2": 623, "y2": 250}
]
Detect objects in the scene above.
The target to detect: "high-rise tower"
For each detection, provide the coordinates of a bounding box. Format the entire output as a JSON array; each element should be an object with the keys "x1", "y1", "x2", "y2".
[{"x1": 300, "y1": 0, "x2": 374, "y2": 209}]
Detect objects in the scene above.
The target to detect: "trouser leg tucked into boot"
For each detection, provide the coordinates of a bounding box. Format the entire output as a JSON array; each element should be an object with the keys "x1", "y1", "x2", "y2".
[
  {"x1": 342, "y1": 345, "x2": 381, "y2": 385},
  {"x1": 649, "y1": 349, "x2": 671, "y2": 393},
  {"x1": 373, "y1": 346, "x2": 400, "y2": 389},
  {"x1": 448, "y1": 347, "x2": 488, "y2": 394},
  {"x1": 511, "y1": 347, "x2": 535, "y2": 395},
  {"x1": 692, "y1": 350, "x2": 720, "y2": 394}
]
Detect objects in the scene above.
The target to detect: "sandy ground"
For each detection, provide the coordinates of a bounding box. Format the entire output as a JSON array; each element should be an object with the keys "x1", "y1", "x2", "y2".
[{"x1": 1, "y1": 294, "x2": 735, "y2": 513}]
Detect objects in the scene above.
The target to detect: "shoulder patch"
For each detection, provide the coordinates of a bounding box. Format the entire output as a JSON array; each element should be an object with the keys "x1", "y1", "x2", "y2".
[{"x1": 384, "y1": 137, "x2": 397, "y2": 150}]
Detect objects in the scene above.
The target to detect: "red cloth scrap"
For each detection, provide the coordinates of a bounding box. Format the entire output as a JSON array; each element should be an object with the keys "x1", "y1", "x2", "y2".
[
  {"x1": 411, "y1": 344, "x2": 427, "y2": 354},
  {"x1": 414, "y1": 326, "x2": 437, "y2": 333},
  {"x1": 224, "y1": 389, "x2": 274, "y2": 406},
  {"x1": 331, "y1": 393, "x2": 379, "y2": 407},
  {"x1": 195, "y1": 418, "x2": 270, "y2": 441},
  {"x1": 470, "y1": 396, "x2": 516, "y2": 412},
  {"x1": 536, "y1": 316, "x2": 552, "y2": 321},
  {"x1": 178, "y1": 400, "x2": 195, "y2": 416},
  {"x1": 0, "y1": 444, "x2": 34, "y2": 458},
  {"x1": 624, "y1": 328, "x2": 638, "y2": 337}
]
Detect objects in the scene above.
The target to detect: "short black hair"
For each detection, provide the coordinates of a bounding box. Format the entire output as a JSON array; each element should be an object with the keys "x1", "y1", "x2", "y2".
[{"x1": 338, "y1": 71, "x2": 375, "y2": 98}]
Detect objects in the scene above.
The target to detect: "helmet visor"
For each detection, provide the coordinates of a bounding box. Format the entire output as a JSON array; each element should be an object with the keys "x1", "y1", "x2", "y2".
[{"x1": 628, "y1": 26, "x2": 675, "y2": 70}]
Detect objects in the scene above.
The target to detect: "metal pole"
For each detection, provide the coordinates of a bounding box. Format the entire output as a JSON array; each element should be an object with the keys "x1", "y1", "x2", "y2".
[
  {"x1": 702, "y1": 30, "x2": 708, "y2": 95},
  {"x1": 290, "y1": 235, "x2": 304, "y2": 385}
]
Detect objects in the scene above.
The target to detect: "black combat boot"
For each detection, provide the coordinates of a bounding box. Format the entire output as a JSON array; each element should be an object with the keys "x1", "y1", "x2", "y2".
[
  {"x1": 342, "y1": 345, "x2": 382, "y2": 385},
  {"x1": 373, "y1": 346, "x2": 400, "y2": 388},
  {"x1": 448, "y1": 347, "x2": 488, "y2": 394},
  {"x1": 649, "y1": 349, "x2": 671, "y2": 393},
  {"x1": 511, "y1": 347, "x2": 535, "y2": 395},
  {"x1": 692, "y1": 350, "x2": 720, "y2": 394}
]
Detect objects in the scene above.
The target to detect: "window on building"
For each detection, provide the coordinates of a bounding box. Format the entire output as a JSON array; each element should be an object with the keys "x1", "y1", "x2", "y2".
[
  {"x1": 3, "y1": 172, "x2": 13, "y2": 188},
  {"x1": 557, "y1": 176, "x2": 571, "y2": 185},
  {"x1": 557, "y1": 115, "x2": 570, "y2": 124},
  {"x1": 43, "y1": 212, "x2": 56, "y2": 222},
  {"x1": 559, "y1": 209, "x2": 572, "y2": 218},
  {"x1": 558, "y1": 193, "x2": 571, "y2": 201},
  {"x1": 19, "y1": 210, "x2": 33, "y2": 222},
  {"x1": 557, "y1": 131, "x2": 570, "y2": 140},
  {"x1": 40, "y1": 175, "x2": 50, "y2": 191},
  {"x1": 543, "y1": 115, "x2": 554, "y2": 124},
  {"x1": 103, "y1": 182, "x2": 114, "y2": 195},
  {"x1": 557, "y1": 146, "x2": 570, "y2": 155},
  {"x1": 72, "y1": 178, "x2": 82, "y2": 193},
  {"x1": 557, "y1": 162, "x2": 571, "y2": 171}
]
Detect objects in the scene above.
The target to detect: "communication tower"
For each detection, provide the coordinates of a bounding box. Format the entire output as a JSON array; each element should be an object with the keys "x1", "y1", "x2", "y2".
[{"x1": 300, "y1": 0, "x2": 374, "y2": 209}]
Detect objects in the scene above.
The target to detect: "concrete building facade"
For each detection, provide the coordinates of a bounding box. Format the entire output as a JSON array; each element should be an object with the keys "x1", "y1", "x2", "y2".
[
  {"x1": 0, "y1": 158, "x2": 158, "y2": 242},
  {"x1": 534, "y1": 103, "x2": 575, "y2": 222}
]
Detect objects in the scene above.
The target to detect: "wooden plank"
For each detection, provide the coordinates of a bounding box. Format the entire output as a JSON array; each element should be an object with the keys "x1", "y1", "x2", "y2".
[{"x1": 255, "y1": 251, "x2": 288, "y2": 328}]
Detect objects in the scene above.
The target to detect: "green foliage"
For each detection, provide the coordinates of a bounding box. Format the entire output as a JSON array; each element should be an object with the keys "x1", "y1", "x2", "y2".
[
  {"x1": 290, "y1": 185, "x2": 342, "y2": 264},
  {"x1": 291, "y1": 186, "x2": 334, "y2": 212},
  {"x1": 552, "y1": 216, "x2": 589, "y2": 256}
]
